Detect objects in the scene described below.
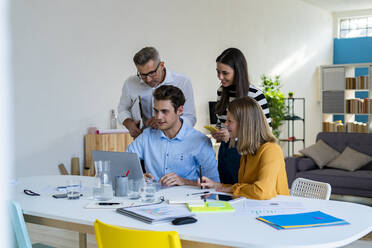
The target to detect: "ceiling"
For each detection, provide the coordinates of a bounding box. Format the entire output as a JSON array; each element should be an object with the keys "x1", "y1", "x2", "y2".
[{"x1": 301, "y1": 0, "x2": 372, "y2": 12}]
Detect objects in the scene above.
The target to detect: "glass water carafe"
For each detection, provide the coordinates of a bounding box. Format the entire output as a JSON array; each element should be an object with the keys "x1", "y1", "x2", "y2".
[{"x1": 93, "y1": 160, "x2": 113, "y2": 201}]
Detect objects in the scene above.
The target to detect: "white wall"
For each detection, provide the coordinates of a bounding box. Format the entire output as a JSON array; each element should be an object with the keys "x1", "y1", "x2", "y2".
[
  {"x1": 11, "y1": 0, "x2": 333, "y2": 176},
  {"x1": 1, "y1": 0, "x2": 11, "y2": 246}
]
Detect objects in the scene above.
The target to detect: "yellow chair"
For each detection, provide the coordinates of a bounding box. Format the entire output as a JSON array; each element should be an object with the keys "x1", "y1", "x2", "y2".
[{"x1": 94, "y1": 220, "x2": 182, "y2": 248}]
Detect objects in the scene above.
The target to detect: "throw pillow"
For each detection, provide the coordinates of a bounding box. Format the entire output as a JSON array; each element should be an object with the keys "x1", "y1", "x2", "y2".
[
  {"x1": 297, "y1": 158, "x2": 318, "y2": 172},
  {"x1": 327, "y1": 147, "x2": 372, "y2": 171},
  {"x1": 299, "y1": 139, "x2": 340, "y2": 168}
]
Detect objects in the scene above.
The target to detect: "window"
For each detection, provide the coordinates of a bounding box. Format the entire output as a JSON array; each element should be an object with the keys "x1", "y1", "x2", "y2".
[{"x1": 339, "y1": 16, "x2": 372, "y2": 38}]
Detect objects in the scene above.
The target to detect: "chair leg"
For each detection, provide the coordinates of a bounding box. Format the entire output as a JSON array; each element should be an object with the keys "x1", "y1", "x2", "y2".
[{"x1": 79, "y1": 233, "x2": 87, "y2": 248}]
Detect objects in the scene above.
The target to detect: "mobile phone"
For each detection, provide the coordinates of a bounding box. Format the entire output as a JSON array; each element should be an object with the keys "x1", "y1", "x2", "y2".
[
  {"x1": 204, "y1": 125, "x2": 218, "y2": 133},
  {"x1": 52, "y1": 193, "x2": 67, "y2": 199},
  {"x1": 201, "y1": 193, "x2": 234, "y2": 201}
]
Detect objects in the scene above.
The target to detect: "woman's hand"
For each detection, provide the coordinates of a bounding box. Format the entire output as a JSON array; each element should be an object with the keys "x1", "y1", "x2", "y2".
[
  {"x1": 211, "y1": 128, "x2": 230, "y2": 143},
  {"x1": 198, "y1": 176, "x2": 221, "y2": 189}
]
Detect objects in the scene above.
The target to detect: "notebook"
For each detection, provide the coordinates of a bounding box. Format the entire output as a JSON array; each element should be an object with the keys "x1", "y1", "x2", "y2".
[
  {"x1": 257, "y1": 211, "x2": 349, "y2": 230},
  {"x1": 116, "y1": 202, "x2": 194, "y2": 224}
]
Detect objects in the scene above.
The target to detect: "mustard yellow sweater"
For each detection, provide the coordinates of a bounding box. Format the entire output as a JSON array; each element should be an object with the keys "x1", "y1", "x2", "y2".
[{"x1": 228, "y1": 142, "x2": 289, "y2": 200}]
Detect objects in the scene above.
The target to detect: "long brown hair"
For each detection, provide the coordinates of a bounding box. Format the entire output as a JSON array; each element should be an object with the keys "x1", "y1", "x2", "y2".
[
  {"x1": 228, "y1": 97, "x2": 276, "y2": 155},
  {"x1": 215, "y1": 48, "x2": 250, "y2": 115}
]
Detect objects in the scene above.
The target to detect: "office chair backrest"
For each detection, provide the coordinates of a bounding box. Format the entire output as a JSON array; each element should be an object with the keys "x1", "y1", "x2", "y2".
[
  {"x1": 94, "y1": 220, "x2": 182, "y2": 248},
  {"x1": 290, "y1": 177, "x2": 331, "y2": 200},
  {"x1": 10, "y1": 201, "x2": 33, "y2": 248}
]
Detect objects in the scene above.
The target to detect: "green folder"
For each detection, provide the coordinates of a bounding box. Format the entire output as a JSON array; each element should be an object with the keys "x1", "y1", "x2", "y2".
[{"x1": 187, "y1": 201, "x2": 235, "y2": 213}]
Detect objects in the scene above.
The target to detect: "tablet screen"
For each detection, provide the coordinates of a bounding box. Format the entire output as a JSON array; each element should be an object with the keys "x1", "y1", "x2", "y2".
[{"x1": 201, "y1": 193, "x2": 233, "y2": 201}]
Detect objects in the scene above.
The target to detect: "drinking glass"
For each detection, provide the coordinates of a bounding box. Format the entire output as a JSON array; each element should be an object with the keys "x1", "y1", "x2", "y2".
[
  {"x1": 128, "y1": 179, "x2": 142, "y2": 200},
  {"x1": 142, "y1": 179, "x2": 156, "y2": 202},
  {"x1": 66, "y1": 180, "x2": 81, "y2": 200}
]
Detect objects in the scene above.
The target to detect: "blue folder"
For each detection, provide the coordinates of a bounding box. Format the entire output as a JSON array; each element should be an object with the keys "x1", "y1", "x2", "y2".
[{"x1": 257, "y1": 211, "x2": 349, "y2": 230}]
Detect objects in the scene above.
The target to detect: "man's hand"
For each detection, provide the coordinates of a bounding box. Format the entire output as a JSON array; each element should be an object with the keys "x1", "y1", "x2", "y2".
[
  {"x1": 144, "y1": 173, "x2": 154, "y2": 181},
  {"x1": 159, "y1": 172, "x2": 188, "y2": 186},
  {"x1": 145, "y1": 117, "x2": 160, "y2": 129},
  {"x1": 211, "y1": 128, "x2": 230, "y2": 143},
  {"x1": 123, "y1": 119, "x2": 142, "y2": 138}
]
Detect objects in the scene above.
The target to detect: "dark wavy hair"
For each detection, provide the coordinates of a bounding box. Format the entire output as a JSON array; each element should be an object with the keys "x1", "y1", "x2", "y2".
[{"x1": 215, "y1": 48, "x2": 250, "y2": 115}]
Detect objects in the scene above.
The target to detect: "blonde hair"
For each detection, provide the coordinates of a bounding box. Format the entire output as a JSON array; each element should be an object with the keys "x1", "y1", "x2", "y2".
[{"x1": 227, "y1": 96, "x2": 277, "y2": 155}]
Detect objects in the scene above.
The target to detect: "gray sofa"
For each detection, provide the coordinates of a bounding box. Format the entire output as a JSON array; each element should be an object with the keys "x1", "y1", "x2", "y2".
[{"x1": 285, "y1": 132, "x2": 372, "y2": 198}]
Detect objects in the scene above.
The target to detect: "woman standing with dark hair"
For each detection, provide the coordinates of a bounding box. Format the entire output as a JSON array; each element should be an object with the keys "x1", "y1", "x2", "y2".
[
  {"x1": 212, "y1": 48, "x2": 271, "y2": 184},
  {"x1": 202, "y1": 97, "x2": 288, "y2": 200}
]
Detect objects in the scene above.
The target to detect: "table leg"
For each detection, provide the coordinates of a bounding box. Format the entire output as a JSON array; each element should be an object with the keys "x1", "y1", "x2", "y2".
[{"x1": 79, "y1": 232, "x2": 87, "y2": 248}]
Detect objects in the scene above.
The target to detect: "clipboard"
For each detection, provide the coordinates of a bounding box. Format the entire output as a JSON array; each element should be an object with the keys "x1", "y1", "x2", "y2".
[{"x1": 130, "y1": 96, "x2": 145, "y2": 129}]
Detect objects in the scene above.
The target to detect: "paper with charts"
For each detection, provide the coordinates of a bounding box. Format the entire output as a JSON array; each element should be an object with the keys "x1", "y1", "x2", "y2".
[
  {"x1": 231, "y1": 199, "x2": 306, "y2": 216},
  {"x1": 116, "y1": 202, "x2": 194, "y2": 224}
]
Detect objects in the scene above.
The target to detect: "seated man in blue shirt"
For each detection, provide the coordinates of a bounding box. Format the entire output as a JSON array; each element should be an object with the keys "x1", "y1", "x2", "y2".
[{"x1": 127, "y1": 85, "x2": 219, "y2": 186}]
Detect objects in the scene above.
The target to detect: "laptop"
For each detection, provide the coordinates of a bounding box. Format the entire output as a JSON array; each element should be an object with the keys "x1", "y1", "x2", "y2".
[
  {"x1": 91, "y1": 151, "x2": 145, "y2": 181},
  {"x1": 91, "y1": 150, "x2": 170, "y2": 191}
]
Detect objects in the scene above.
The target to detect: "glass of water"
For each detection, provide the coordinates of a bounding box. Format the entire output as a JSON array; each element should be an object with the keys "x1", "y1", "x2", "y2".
[
  {"x1": 128, "y1": 179, "x2": 142, "y2": 200},
  {"x1": 66, "y1": 180, "x2": 81, "y2": 200},
  {"x1": 142, "y1": 179, "x2": 156, "y2": 203}
]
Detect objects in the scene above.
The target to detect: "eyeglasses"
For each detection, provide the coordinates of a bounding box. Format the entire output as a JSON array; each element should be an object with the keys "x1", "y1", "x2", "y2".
[{"x1": 137, "y1": 62, "x2": 161, "y2": 80}]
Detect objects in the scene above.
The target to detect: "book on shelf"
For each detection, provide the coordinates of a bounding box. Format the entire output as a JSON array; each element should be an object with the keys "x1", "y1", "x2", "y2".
[
  {"x1": 322, "y1": 121, "x2": 368, "y2": 133},
  {"x1": 345, "y1": 76, "x2": 369, "y2": 89}
]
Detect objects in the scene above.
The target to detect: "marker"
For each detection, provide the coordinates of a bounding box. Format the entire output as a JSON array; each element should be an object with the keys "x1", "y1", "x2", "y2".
[{"x1": 125, "y1": 170, "x2": 130, "y2": 177}]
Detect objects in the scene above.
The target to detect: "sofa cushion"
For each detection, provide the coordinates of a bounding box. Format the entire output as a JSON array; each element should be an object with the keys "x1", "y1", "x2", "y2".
[
  {"x1": 297, "y1": 158, "x2": 317, "y2": 172},
  {"x1": 360, "y1": 161, "x2": 372, "y2": 170},
  {"x1": 327, "y1": 147, "x2": 372, "y2": 171},
  {"x1": 299, "y1": 140, "x2": 340, "y2": 168},
  {"x1": 297, "y1": 169, "x2": 372, "y2": 191},
  {"x1": 316, "y1": 132, "x2": 372, "y2": 156}
]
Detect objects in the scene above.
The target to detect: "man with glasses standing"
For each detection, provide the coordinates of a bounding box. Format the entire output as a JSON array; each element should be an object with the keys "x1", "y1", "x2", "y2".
[{"x1": 118, "y1": 47, "x2": 196, "y2": 138}]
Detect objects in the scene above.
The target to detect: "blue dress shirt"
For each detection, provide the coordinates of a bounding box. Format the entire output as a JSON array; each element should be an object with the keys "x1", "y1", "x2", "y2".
[{"x1": 126, "y1": 122, "x2": 219, "y2": 183}]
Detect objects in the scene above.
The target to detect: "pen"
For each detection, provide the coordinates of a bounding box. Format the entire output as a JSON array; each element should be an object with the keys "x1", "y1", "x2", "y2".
[
  {"x1": 199, "y1": 165, "x2": 203, "y2": 189},
  {"x1": 98, "y1": 202, "x2": 120, "y2": 205},
  {"x1": 189, "y1": 191, "x2": 210, "y2": 195}
]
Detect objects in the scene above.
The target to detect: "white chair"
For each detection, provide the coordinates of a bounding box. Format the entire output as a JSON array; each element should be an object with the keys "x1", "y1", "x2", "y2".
[{"x1": 290, "y1": 178, "x2": 331, "y2": 200}]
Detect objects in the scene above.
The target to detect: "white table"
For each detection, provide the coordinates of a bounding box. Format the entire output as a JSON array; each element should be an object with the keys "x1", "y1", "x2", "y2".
[{"x1": 12, "y1": 175, "x2": 372, "y2": 248}]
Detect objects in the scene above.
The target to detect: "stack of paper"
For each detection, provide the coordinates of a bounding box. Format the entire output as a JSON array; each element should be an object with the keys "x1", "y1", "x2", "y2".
[{"x1": 257, "y1": 211, "x2": 349, "y2": 230}]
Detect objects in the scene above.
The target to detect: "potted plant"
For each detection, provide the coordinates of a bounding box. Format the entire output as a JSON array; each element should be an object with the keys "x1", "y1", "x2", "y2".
[
  {"x1": 288, "y1": 91, "x2": 294, "y2": 98},
  {"x1": 261, "y1": 75, "x2": 287, "y2": 138}
]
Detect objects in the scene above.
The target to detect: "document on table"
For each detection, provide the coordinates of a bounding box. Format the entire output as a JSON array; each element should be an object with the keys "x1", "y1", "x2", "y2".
[
  {"x1": 231, "y1": 199, "x2": 306, "y2": 216},
  {"x1": 116, "y1": 202, "x2": 194, "y2": 224}
]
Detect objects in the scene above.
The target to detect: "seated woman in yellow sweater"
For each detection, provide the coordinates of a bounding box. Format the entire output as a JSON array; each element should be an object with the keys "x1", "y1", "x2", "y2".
[{"x1": 200, "y1": 96, "x2": 289, "y2": 200}]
